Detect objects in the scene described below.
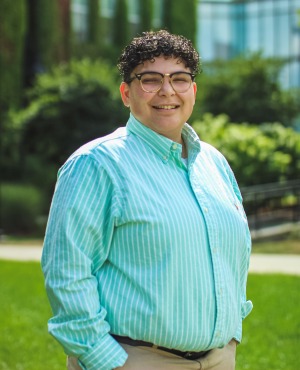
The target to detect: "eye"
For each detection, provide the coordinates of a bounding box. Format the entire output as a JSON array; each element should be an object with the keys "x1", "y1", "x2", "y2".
[
  {"x1": 172, "y1": 73, "x2": 191, "y2": 83},
  {"x1": 141, "y1": 74, "x2": 161, "y2": 84}
]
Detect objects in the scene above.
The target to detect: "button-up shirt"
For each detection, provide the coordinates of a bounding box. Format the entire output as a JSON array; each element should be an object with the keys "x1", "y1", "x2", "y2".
[{"x1": 42, "y1": 114, "x2": 253, "y2": 370}]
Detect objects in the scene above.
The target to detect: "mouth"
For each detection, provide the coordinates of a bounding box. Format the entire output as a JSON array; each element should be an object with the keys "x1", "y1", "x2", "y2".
[{"x1": 152, "y1": 105, "x2": 179, "y2": 110}]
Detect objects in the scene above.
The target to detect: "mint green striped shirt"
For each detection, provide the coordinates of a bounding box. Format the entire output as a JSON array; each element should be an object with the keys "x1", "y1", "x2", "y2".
[{"x1": 42, "y1": 114, "x2": 253, "y2": 370}]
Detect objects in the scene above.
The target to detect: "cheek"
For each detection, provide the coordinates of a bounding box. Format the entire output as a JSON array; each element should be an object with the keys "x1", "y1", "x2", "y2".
[
  {"x1": 129, "y1": 95, "x2": 152, "y2": 119},
  {"x1": 131, "y1": 92, "x2": 153, "y2": 110}
]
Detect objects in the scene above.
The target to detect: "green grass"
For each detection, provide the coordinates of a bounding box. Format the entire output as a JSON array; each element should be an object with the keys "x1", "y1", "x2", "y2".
[
  {"x1": 0, "y1": 261, "x2": 299, "y2": 370},
  {"x1": 0, "y1": 261, "x2": 65, "y2": 370},
  {"x1": 2, "y1": 235, "x2": 300, "y2": 254},
  {"x1": 252, "y1": 239, "x2": 300, "y2": 254},
  {"x1": 236, "y1": 274, "x2": 300, "y2": 370}
]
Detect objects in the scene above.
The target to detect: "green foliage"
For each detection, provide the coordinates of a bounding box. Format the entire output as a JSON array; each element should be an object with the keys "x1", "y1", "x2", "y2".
[
  {"x1": 192, "y1": 114, "x2": 300, "y2": 186},
  {"x1": 139, "y1": 0, "x2": 153, "y2": 33},
  {"x1": 113, "y1": 0, "x2": 129, "y2": 50},
  {"x1": 1, "y1": 110, "x2": 23, "y2": 181},
  {"x1": 0, "y1": 0, "x2": 27, "y2": 111},
  {"x1": 162, "y1": 0, "x2": 197, "y2": 43},
  {"x1": 192, "y1": 54, "x2": 300, "y2": 127},
  {"x1": 8, "y1": 58, "x2": 127, "y2": 199},
  {"x1": 1, "y1": 184, "x2": 44, "y2": 236}
]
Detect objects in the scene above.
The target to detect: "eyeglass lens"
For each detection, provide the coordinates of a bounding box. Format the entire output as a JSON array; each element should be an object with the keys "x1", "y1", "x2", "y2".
[{"x1": 140, "y1": 72, "x2": 193, "y2": 93}]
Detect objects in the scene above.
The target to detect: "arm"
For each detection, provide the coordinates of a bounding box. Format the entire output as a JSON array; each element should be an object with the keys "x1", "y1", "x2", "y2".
[
  {"x1": 222, "y1": 158, "x2": 253, "y2": 343},
  {"x1": 41, "y1": 154, "x2": 128, "y2": 370}
]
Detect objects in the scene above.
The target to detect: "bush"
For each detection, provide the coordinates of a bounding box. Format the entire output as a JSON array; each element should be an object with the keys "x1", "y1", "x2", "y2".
[
  {"x1": 0, "y1": 184, "x2": 44, "y2": 236},
  {"x1": 192, "y1": 114, "x2": 300, "y2": 186},
  {"x1": 1, "y1": 111, "x2": 23, "y2": 181},
  {"x1": 6, "y1": 58, "x2": 127, "y2": 205},
  {"x1": 191, "y1": 54, "x2": 300, "y2": 127}
]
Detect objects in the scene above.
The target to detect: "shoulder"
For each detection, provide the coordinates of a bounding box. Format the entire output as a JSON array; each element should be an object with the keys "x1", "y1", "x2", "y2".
[
  {"x1": 70, "y1": 127, "x2": 130, "y2": 160},
  {"x1": 199, "y1": 140, "x2": 236, "y2": 180},
  {"x1": 199, "y1": 141, "x2": 243, "y2": 200},
  {"x1": 200, "y1": 140, "x2": 227, "y2": 163},
  {"x1": 58, "y1": 127, "x2": 133, "y2": 179}
]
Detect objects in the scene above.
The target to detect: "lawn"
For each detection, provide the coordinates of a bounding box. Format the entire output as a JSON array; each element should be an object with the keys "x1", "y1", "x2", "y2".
[
  {"x1": 252, "y1": 238, "x2": 300, "y2": 254},
  {"x1": 0, "y1": 261, "x2": 299, "y2": 370}
]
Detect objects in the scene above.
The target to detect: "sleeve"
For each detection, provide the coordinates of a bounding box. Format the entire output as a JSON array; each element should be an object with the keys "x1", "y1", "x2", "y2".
[
  {"x1": 225, "y1": 159, "x2": 253, "y2": 343},
  {"x1": 41, "y1": 154, "x2": 128, "y2": 370}
]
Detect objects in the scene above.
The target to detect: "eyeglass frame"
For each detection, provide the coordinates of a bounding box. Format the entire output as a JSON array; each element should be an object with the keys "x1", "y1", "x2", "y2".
[{"x1": 126, "y1": 71, "x2": 196, "y2": 93}]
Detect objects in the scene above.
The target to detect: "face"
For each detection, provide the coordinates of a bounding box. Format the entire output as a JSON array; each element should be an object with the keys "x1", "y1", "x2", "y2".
[{"x1": 120, "y1": 56, "x2": 197, "y2": 143}]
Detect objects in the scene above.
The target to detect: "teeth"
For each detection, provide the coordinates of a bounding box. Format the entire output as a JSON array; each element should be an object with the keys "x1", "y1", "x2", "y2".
[{"x1": 154, "y1": 105, "x2": 177, "y2": 109}]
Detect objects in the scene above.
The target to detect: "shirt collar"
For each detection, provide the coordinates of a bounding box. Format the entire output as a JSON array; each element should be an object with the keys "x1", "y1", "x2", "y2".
[{"x1": 126, "y1": 114, "x2": 201, "y2": 162}]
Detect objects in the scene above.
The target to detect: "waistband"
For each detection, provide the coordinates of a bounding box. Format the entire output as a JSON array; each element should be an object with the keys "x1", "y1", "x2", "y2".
[{"x1": 111, "y1": 334, "x2": 210, "y2": 361}]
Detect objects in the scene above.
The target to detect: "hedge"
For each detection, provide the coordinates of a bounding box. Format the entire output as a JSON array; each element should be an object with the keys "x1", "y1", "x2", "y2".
[
  {"x1": 192, "y1": 114, "x2": 300, "y2": 186},
  {"x1": 1, "y1": 184, "x2": 44, "y2": 236}
]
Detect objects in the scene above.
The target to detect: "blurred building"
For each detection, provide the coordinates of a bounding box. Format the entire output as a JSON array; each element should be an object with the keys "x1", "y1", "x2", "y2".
[
  {"x1": 198, "y1": 0, "x2": 300, "y2": 89},
  {"x1": 71, "y1": 0, "x2": 300, "y2": 88}
]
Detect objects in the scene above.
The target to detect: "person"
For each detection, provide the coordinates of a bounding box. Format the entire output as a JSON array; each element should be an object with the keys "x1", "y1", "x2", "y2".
[{"x1": 41, "y1": 30, "x2": 253, "y2": 370}]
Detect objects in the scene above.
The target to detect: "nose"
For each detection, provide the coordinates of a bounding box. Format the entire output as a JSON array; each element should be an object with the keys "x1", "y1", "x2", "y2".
[{"x1": 158, "y1": 76, "x2": 175, "y2": 96}]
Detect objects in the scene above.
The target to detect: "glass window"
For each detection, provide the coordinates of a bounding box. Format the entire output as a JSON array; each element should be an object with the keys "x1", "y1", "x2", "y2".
[
  {"x1": 71, "y1": 0, "x2": 88, "y2": 42},
  {"x1": 128, "y1": 0, "x2": 140, "y2": 23},
  {"x1": 245, "y1": 2, "x2": 260, "y2": 52},
  {"x1": 197, "y1": 0, "x2": 300, "y2": 89},
  {"x1": 197, "y1": 4, "x2": 217, "y2": 61},
  {"x1": 153, "y1": 0, "x2": 163, "y2": 28},
  {"x1": 102, "y1": 0, "x2": 116, "y2": 18}
]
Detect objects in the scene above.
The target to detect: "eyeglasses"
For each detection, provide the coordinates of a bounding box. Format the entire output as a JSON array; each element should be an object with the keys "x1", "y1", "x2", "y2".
[{"x1": 127, "y1": 71, "x2": 196, "y2": 93}]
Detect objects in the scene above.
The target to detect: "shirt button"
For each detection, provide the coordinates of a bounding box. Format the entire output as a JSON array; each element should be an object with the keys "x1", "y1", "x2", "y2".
[
  {"x1": 172, "y1": 143, "x2": 178, "y2": 150},
  {"x1": 203, "y1": 207, "x2": 208, "y2": 213}
]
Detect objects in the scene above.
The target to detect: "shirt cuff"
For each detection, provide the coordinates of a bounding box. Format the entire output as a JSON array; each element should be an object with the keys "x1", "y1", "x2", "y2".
[
  {"x1": 78, "y1": 333, "x2": 128, "y2": 370},
  {"x1": 242, "y1": 300, "x2": 253, "y2": 319}
]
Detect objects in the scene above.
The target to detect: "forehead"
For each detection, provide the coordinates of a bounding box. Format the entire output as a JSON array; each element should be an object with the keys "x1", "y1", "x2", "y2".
[{"x1": 134, "y1": 56, "x2": 190, "y2": 74}]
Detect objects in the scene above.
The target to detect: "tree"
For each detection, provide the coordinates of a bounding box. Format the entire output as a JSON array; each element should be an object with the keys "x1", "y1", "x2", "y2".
[
  {"x1": 88, "y1": 0, "x2": 101, "y2": 44},
  {"x1": 7, "y1": 59, "x2": 127, "y2": 198},
  {"x1": 32, "y1": 0, "x2": 60, "y2": 69},
  {"x1": 139, "y1": 0, "x2": 153, "y2": 33},
  {"x1": 113, "y1": 0, "x2": 129, "y2": 50},
  {"x1": 162, "y1": 0, "x2": 197, "y2": 44},
  {"x1": 0, "y1": 0, "x2": 27, "y2": 111},
  {"x1": 24, "y1": 0, "x2": 61, "y2": 86},
  {"x1": 57, "y1": 0, "x2": 71, "y2": 61}
]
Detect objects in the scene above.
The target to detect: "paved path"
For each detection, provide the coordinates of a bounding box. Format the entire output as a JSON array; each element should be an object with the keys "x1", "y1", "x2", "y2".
[
  {"x1": 0, "y1": 244, "x2": 300, "y2": 275},
  {"x1": 249, "y1": 253, "x2": 300, "y2": 275}
]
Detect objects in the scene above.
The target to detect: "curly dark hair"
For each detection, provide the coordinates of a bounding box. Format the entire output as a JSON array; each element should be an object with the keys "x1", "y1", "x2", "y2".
[{"x1": 117, "y1": 30, "x2": 201, "y2": 82}]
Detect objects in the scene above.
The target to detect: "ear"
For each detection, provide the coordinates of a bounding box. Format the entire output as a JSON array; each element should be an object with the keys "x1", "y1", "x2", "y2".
[
  {"x1": 193, "y1": 82, "x2": 197, "y2": 97},
  {"x1": 192, "y1": 82, "x2": 197, "y2": 104},
  {"x1": 120, "y1": 82, "x2": 130, "y2": 107}
]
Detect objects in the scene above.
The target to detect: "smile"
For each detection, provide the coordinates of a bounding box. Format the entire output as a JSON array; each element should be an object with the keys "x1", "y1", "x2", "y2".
[{"x1": 153, "y1": 105, "x2": 179, "y2": 110}]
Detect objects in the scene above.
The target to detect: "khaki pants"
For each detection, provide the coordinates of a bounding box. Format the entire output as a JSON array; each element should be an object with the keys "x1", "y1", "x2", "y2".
[{"x1": 67, "y1": 339, "x2": 237, "y2": 370}]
